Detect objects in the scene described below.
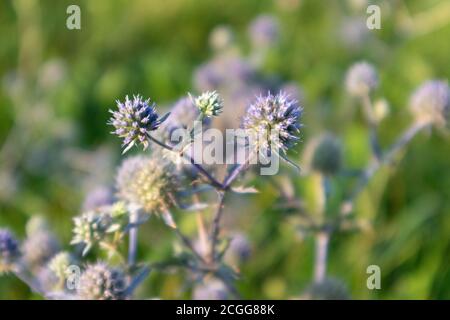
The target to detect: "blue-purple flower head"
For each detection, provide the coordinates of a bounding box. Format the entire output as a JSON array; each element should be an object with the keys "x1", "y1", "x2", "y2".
[
  {"x1": 242, "y1": 91, "x2": 303, "y2": 154},
  {"x1": 248, "y1": 15, "x2": 279, "y2": 48},
  {"x1": 109, "y1": 95, "x2": 167, "y2": 153},
  {"x1": 0, "y1": 228, "x2": 20, "y2": 272},
  {"x1": 410, "y1": 80, "x2": 450, "y2": 127}
]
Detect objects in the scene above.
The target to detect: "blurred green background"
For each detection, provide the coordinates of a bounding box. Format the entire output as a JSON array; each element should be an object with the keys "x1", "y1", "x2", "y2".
[{"x1": 0, "y1": 0, "x2": 449, "y2": 299}]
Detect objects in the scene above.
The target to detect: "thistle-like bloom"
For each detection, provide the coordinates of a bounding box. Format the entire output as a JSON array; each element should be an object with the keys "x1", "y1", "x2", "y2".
[
  {"x1": 309, "y1": 134, "x2": 343, "y2": 176},
  {"x1": 193, "y1": 279, "x2": 229, "y2": 300},
  {"x1": 192, "y1": 91, "x2": 223, "y2": 117},
  {"x1": 0, "y1": 229, "x2": 20, "y2": 272},
  {"x1": 409, "y1": 80, "x2": 450, "y2": 127},
  {"x1": 116, "y1": 156, "x2": 179, "y2": 213},
  {"x1": 22, "y1": 231, "x2": 59, "y2": 268},
  {"x1": 302, "y1": 278, "x2": 350, "y2": 300},
  {"x1": 48, "y1": 251, "x2": 74, "y2": 282},
  {"x1": 242, "y1": 92, "x2": 302, "y2": 154},
  {"x1": 77, "y1": 262, "x2": 127, "y2": 300},
  {"x1": 71, "y1": 210, "x2": 113, "y2": 256},
  {"x1": 248, "y1": 15, "x2": 279, "y2": 48},
  {"x1": 109, "y1": 95, "x2": 166, "y2": 153},
  {"x1": 345, "y1": 61, "x2": 378, "y2": 97}
]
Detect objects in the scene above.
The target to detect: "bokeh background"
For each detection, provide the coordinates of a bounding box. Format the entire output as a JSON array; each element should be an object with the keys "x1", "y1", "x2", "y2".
[{"x1": 1, "y1": 0, "x2": 449, "y2": 299}]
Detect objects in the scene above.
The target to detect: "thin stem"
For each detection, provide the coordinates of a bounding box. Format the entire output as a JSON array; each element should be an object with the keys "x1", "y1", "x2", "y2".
[
  {"x1": 313, "y1": 231, "x2": 330, "y2": 283},
  {"x1": 147, "y1": 133, "x2": 224, "y2": 190},
  {"x1": 341, "y1": 121, "x2": 429, "y2": 215},
  {"x1": 174, "y1": 228, "x2": 206, "y2": 264},
  {"x1": 208, "y1": 192, "x2": 226, "y2": 263},
  {"x1": 362, "y1": 94, "x2": 382, "y2": 160},
  {"x1": 128, "y1": 207, "x2": 139, "y2": 266}
]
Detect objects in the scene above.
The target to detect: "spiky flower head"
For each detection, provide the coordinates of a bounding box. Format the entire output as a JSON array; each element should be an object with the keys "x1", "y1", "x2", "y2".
[
  {"x1": 302, "y1": 278, "x2": 350, "y2": 300},
  {"x1": 48, "y1": 251, "x2": 74, "y2": 282},
  {"x1": 192, "y1": 91, "x2": 223, "y2": 117},
  {"x1": 242, "y1": 91, "x2": 302, "y2": 154},
  {"x1": 409, "y1": 80, "x2": 450, "y2": 127},
  {"x1": 22, "y1": 231, "x2": 59, "y2": 268},
  {"x1": 109, "y1": 95, "x2": 167, "y2": 153},
  {"x1": 0, "y1": 229, "x2": 20, "y2": 273},
  {"x1": 77, "y1": 262, "x2": 127, "y2": 300},
  {"x1": 345, "y1": 61, "x2": 378, "y2": 97},
  {"x1": 193, "y1": 279, "x2": 229, "y2": 300},
  {"x1": 71, "y1": 209, "x2": 113, "y2": 256},
  {"x1": 249, "y1": 15, "x2": 279, "y2": 47},
  {"x1": 116, "y1": 155, "x2": 179, "y2": 213},
  {"x1": 309, "y1": 134, "x2": 343, "y2": 176}
]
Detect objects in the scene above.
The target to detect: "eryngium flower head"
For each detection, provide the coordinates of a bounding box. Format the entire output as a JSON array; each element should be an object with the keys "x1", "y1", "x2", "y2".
[
  {"x1": 71, "y1": 209, "x2": 113, "y2": 256},
  {"x1": 22, "y1": 231, "x2": 59, "y2": 268},
  {"x1": 242, "y1": 92, "x2": 302, "y2": 153},
  {"x1": 0, "y1": 229, "x2": 20, "y2": 272},
  {"x1": 192, "y1": 91, "x2": 223, "y2": 117},
  {"x1": 78, "y1": 262, "x2": 127, "y2": 300},
  {"x1": 345, "y1": 62, "x2": 378, "y2": 97},
  {"x1": 116, "y1": 156, "x2": 179, "y2": 213},
  {"x1": 48, "y1": 251, "x2": 74, "y2": 282},
  {"x1": 310, "y1": 134, "x2": 343, "y2": 176},
  {"x1": 409, "y1": 80, "x2": 450, "y2": 127},
  {"x1": 109, "y1": 95, "x2": 164, "y2": 153},
  {"x1": 193, "y1": 279, "x2": 229, "y2": 300},
  {"x1": 248, "y1": 15, "x2": 279, "y2": 47},
  {"x1": 302, "y1": 278, "x2": 350, "y2": 300}
]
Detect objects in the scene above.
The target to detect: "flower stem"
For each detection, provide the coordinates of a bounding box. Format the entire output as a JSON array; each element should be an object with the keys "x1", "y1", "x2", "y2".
[
  {"x1": 147, "y1": 133, "x2": 224, "y2": 190},
  {"x1": 313, "y1": 231, "x2": 330, "y2": 283},
  {"x1": 128, "y1": 207, "x2": 139, "y2": 266}
]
